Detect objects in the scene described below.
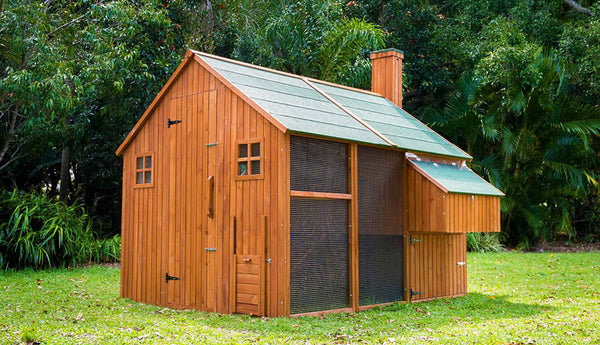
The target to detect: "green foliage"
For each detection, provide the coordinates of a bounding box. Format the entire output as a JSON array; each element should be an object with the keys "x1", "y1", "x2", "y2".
[
  {"x1": 231, "y1": 0, "x2": 385, "y2": 88},
  {"x1": 431, "y1": 49, "x2": 600, "y2": 248},
  {"x1": 0, "y1": 189, "x2": 120, "y2": 269},
  {"x1": 2, "y1": 0, "x2": 600, "y2": 246},
  {"x1": 20, "y1": 327, "x2": 39, "y2": 344},
  {"x1": 466, "y1": 232, "x2": 504, "y2": 252},
  {"x1": 1, "y1": 253, "x2": 599, "y2": 343},
  {"x1": 91, "y1": 235, "x2": 121, "y2": 263},
  {"x1": 0, "y1": 0, "x2": 182, "y2": 237}
]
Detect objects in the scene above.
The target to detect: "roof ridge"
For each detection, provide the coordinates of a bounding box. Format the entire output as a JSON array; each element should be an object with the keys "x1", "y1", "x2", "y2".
[
  {"x1": 301, "y1": 78, "x2": 397, "y2": 147},
  {"x1": 190, "y1": 50, "x2": 382, "y2": 97}
]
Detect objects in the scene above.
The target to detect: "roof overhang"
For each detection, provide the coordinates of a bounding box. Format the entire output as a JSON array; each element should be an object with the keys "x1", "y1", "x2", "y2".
[{"x1": 407, "y1": 158, "x2": 504, "y2": 197}]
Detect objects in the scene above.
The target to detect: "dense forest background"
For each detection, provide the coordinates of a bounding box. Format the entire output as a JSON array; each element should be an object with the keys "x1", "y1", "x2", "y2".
[{"x1": 2, "y1": 0, "x2": 600, "y2": 266}]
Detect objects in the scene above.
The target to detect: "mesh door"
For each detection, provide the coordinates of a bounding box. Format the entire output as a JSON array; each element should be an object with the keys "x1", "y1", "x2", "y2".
[
  {"x1": 290, "y1": 198, "x2": 349, "y2": 314},
  {"x1": 357, "y1": 145, "x2": 404, "y2": 305},
  {"x1": 290, "y1": 136, "x2": 348, "y2": 193}
]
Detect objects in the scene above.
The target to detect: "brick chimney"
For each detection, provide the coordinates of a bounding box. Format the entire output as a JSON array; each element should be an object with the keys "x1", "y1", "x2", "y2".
[{"x1": 370, "y1": 48, "x2": 404, "y2": 108}]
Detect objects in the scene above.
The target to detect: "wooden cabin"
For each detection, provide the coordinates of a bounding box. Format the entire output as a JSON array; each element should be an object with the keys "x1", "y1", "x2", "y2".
[{"x1": 116, "y1": 48, "x2": 504, "y2": 317}]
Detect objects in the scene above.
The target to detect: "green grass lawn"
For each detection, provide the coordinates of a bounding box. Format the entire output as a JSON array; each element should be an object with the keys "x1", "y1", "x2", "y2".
[{"x1": 1, "y1": 252, "x2": 599, "y2": 344}]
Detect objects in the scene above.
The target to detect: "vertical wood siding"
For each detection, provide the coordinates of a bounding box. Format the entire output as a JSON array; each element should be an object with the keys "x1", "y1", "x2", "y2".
[
  {"x1": 407, "y1": 233, "x2": 467, "y2": 301},
  {"x1": 120, "y1": 60, "x2": 289, "y2": 316},
  {"x1": 405, "y1": 165, "x2": 501, "y2": 233}
]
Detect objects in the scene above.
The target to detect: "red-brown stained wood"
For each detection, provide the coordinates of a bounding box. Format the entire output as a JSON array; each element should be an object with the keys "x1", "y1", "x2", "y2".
[
  {"x1": 120, "y1": 53, "x2": 498, "y2": 317},
  {"x1": 120, "y1": 59, "x2": 287, "y2": 316},
  {"x1": 405, "y1": 165, "x2": 501, "y2": 233},
  {"x1": 408, "y1": 233, "x2": 466, "y2": 301},
  {"x1": 370, "y1": 50, "x2": 403, "y2": 108}
]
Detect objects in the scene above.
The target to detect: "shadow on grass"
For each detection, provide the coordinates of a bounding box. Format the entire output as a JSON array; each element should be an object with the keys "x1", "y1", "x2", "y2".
[{"x1": 153, "y1": 292, "x2": 554, "y2": 341}]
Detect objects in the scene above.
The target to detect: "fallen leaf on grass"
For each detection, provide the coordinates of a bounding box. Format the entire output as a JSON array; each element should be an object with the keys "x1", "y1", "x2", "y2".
[{"x1": 73, "y1": 312, "x2": 84, "y2": 323}]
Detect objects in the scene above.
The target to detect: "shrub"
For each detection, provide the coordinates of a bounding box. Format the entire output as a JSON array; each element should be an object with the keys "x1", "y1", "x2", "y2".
[
  {"x1": 92, "y1": 235, "x2": 121, "y2": 263},
  {"x1": 467, "y1": 232, "x2": 504, "y2": 253},
  {"x1": 0, "y1": 189, "x2": 120, "y2": 269}
]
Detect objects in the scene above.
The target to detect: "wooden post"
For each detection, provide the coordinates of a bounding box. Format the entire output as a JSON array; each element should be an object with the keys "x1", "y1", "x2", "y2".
[{"x1": 349, "y1": 143, "x2": 359, "y2": 311}]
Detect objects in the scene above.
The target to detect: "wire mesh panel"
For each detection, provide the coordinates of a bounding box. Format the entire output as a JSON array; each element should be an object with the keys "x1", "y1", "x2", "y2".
[
  {"x1": 357, "y1": 145, "x2": 404, "y2": 305},
  {"x1": 290, "y1": 198, "x2": 349, "y2": 314},
  {"x1": 290, "y1": 136, "x2": 348, "y2": 193}
]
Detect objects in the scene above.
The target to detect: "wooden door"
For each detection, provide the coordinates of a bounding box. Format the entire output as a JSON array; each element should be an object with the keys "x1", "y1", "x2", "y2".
[
  {"x1": 165, "y1": 95, "x2": 188, "y2": 308},
  {"x1": 407, "y1": 233, "x2": 467, "y2": 301},
  {"x1": 164, "y1": 90, "x2": 219, "y2": 310},
  {"x1": 233, "y1": 216, "x2": 267, "y2": 315}
]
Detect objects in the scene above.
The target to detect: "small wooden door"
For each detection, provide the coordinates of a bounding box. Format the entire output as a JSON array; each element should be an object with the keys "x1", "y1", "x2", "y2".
[
  {"x1": 164, "y1": 90, "x2": 219, "y2": 310},
  {"x1": 407, "y1": 233, "x2": 467, "y2": 301},
  {"x1": 233, "y1": 216, "x2": 267, "y2": 315}
]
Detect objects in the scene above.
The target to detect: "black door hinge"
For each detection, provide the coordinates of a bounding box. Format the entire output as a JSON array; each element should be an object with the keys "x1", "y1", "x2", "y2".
[
  {"x1": 165, "y1": 273, "x2": 180, "y2": 283},
  {"x1": 410, "y1": 288, "x2": 423, "y2": 298},
  {"x1": 409, "y1": 235, "x2": 421, "y2": 245},
  {"x1": 167, "y1": 118, "x2": 182, "y2": 128}
]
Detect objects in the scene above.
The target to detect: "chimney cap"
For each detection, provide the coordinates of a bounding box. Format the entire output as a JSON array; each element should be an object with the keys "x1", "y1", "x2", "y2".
[{"x1": 370, "y1": 48, "x2": 404, "y2": 59}]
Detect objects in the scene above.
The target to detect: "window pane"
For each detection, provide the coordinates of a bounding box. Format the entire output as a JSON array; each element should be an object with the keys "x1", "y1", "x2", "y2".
[
  {"x1": 145, "y1": 156, "x2": 152, "y2": 168},
  {"x1": 145, "y1": 171, "x2": 152, "y2": 184},
  {"x1": 136, "y1": 172, "x2": 143, "y2": 184},
  {"x1": 251, "y1": 160, "x2": 261, "y2": 175},
  {"x1": 239, "y1": 144, "x2": 248, "y2": 158},
  {"x1": 238, "y1": 162, "x2": 248, "y2": 176},
  {"x1": 136, "y1": 157, "x2": 143, "y2": 169},
  {"x1": 251, "y1": 142, "x2": 261, "y2": 157}
]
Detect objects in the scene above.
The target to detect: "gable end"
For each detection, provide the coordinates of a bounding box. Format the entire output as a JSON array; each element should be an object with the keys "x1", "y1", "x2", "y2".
[{"x1": 116, "y1": 50, "x2": 288, "y2": 156}]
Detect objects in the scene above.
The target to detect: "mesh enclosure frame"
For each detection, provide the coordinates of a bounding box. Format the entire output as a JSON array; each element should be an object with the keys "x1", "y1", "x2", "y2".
[
  {"x1": 357, "y1": 145, "x2": 405, "y2": 305},
  {"x1": 290, "y1": 198, "x2": 350, "y2": 314},
  {"x1": 290, "y1": 136, "x2": 348, "y2": 194}
]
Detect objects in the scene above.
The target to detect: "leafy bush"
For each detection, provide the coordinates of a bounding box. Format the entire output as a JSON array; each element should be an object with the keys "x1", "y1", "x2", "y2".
[
  {"x1": 467, "y1": 232, "x2": 504, "y2": 253},
  {"x1": 0, "y1": 189, "x2": 120, "y2": 269},
  {"x1": 92, "y1": 235, "x2": 122, "y2": 263}
]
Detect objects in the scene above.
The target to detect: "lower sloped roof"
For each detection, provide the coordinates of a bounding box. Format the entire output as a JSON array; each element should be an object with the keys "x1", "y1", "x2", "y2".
[{"x1": 409, "y1": 160, "x2": 504, "y2": 196}]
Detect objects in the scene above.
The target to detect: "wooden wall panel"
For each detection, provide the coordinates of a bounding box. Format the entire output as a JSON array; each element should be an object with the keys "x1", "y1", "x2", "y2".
[
  {"x1": 448, "y1": 194, "x2": 501, "y2": 233},
  {"x1": 405, "y1": 166, "x2": 451, "y2": 233},
  {"x1": 407, "y1": 233, "x2": 466, "y2": 301},
  {"x1": 228, "y1": 95, "x2": 289, "y2": 316},
  {"x1": 405, "y1": 165, "x2": 501, "y2": 233},
  {"x1": 121, "y1": 59, "x2": 288, "y2": 316}
]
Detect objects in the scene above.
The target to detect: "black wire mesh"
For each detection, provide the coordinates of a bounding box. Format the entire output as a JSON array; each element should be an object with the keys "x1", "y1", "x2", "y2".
[
  {"x1": 290, "y1": 198, "x2": 350, "y2": 314},
  {"x1": 290, "y1": 136, "x2": 348, "y2": 193},
  {"x1": 357, "y1": 145, "x2": 404, "y2": 305}
]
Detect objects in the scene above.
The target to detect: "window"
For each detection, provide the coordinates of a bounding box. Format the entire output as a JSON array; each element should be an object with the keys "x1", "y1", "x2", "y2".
[
  {"x1": 135, "y1": 153, "x2": 153, "y2": 187},
  {"x1": 236, "y1": 138, "x2": 264, "y2": 180}
]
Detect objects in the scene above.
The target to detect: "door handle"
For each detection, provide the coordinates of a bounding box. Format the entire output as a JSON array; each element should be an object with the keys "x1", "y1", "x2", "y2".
[
  {"x1": 205, "y1": 247, "x2": 217, "y2": 252},
  {"x1": 207, "y1": 176, "x2": 214, "y2": 218},
  {"x1": 457, "y1": 261, "x2": 466, "y2": 266}
]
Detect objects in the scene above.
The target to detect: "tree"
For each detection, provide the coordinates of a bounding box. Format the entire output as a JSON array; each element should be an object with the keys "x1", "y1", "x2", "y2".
[
  {"x1": 1, "y1": 0, "x2": 182, "y2": 234},
  {"x1": 229, "y1": 0, "x2": 385, "y2": 89},
  {"x1": 431, "y1": 49, "x2": 600, "y2": 248}
]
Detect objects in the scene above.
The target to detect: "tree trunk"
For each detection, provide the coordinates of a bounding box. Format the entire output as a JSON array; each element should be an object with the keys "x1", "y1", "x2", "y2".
[{"x1": 59, "y1": 117, "x2": 71, "y2": 201}]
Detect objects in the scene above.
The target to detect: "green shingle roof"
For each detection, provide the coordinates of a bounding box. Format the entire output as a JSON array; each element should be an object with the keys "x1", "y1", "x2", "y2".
[
  {"x1": 410, "y1": 160, "x2": 504, "y2": 196},
  {"x1": 197, "y1": 53, "x2": 471, "y2": 159},
  {"x1": 314, "y1": 82, "x2": 469, "y2": 158},
  {"x1": 199, "y1": 55, "x2": 388, "y2": 147}
]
